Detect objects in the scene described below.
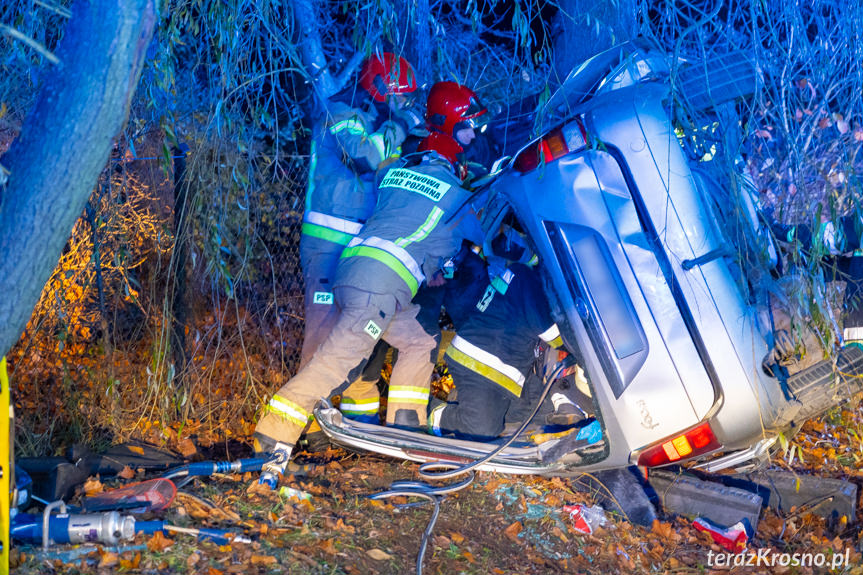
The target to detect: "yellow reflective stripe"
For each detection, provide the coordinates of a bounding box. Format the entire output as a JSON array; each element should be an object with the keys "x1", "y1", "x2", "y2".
[
  {"x1": 369, "y1": 133, "x2": 387, "y2": 160},
  {"x1": 388, "y1": 385, "x2": 430, "y2": 394},
  {"x1": 445, "y1": 339, "x2": 525, "y2": 397},
  {"x1": 342, "y1": 397, "x2": 380, "y2": 405},
  {"x1": 395, "y1": 207, "x2": 444, "y2": 248},
  {"x1": 548, "y1": 335, "x2": 564, "y2": 349},
  {"x1": 539, "y1": 324, "x2": 561, "y2": 344},
  {"x1": 301, "y1": 222, "x2": 354, "y2": 245},
  {"x1": 388, "y1": 385, "x2": 430, "y2": 405},
  {"x1": 329, "y1": 117, "x2": 367, "y2": 136},
  {"x1": 267, "y1": 395, "x2": 312, "y2": 426},
  {"x1": 340, "y1": 399, "x2": 380, "y2": 414},
  {"x1": 450, "y1": 335, "x2": 525, "y2": 384},
  {"x1": 341, "y1": 245, "x2": 419, "y2": 296},
  {"x1": 429, "y1": 402, "x2": 445, "y2": 436},
  {"x1": 341, "y1": 403, "x2": 380, "y2": 411},
  {"x1": 341, "y1": 235, "x2": 425, "y2": 296},
  {"x1": 446, "y1": 346, "x2": 524, "y2": 397}
]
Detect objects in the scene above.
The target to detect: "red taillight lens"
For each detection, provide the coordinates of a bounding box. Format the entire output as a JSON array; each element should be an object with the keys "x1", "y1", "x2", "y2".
[
  {"x1": 513, "y1": 118, "x2": 587, "y2": 173},
  {"x1": 513, "y1": 141, "x2": 542, "y2": 173},
  {"x1": 636, "y1": 422, "x2": 721, "y2": 467}
]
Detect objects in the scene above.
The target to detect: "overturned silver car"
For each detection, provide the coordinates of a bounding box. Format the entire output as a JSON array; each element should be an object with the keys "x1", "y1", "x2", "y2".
[{"x1": 315, "y1": 40, "x2": 863, "y2": 475}]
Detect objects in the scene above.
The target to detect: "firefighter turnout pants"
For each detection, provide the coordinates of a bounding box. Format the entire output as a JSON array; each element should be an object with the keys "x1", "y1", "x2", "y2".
[
  {"x1": 301, "y1": 240, "x2": 387, "y2": 424},
  {"x1": 256, "y1": 286, "x2": 436, "y2": 447}
]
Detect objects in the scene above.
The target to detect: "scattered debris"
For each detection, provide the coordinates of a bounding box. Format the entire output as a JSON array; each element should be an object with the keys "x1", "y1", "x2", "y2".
[
  {"x1": 647, "y1": 468, "x2": 763, "y2": 529},
  {"x1": 692, "y1": 516, "x2": 752, "y2": 553},
  {"x1": 279, "y1": 485, "x2": 313, "y2": 501},
  {"x1": 562, "y1": 504, "x2": 607, "y2": 534},
  {"x1": 745, "y1": 469, "x2": 858, "y2": 523}
]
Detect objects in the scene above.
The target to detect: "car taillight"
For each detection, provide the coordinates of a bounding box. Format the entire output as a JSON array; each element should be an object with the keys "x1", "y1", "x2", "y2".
[
  {"x1": 636, "y1": 422, "x2": 721, "y2": 467},
  {"x1": 513, "y1": 118, "x2": 588, "y2": 173}
]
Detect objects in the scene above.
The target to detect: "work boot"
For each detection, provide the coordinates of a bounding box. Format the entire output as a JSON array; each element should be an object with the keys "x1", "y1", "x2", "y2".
[
  {"x1": 298, "y1": 419, "x2": 331, "y2": 453},
  {"x1": 546, "y1": 392, "x2": 587, "y2": 426},
  {"x1": 253, "y1": 432, "x2": 285, "y2": 457},
  {"x1": 391, "y1": 409, "x2": 422, "y2": 432}
]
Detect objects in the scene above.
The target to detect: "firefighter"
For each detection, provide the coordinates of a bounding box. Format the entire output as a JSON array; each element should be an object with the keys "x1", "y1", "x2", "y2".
[
  {"x1": 254, "y1": 81, "x2": 492, "y2": 459},
  {"x1": 427, "y1": 226, "x2": 571, "y2": 441},
  {"x1": 300, "y1": 53, "x2": 421, "y2": 428}
]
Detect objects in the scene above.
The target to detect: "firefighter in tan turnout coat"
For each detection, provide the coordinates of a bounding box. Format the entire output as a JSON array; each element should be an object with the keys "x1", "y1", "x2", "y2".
[{"x1": 254, "y1": 81, "x2": 492, "y2": 461}]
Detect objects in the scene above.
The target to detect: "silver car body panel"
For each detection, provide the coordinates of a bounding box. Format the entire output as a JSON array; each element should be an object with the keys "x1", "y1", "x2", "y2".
[{"x1": 319, "y1": 43, "x2": 799, "y2": 473}]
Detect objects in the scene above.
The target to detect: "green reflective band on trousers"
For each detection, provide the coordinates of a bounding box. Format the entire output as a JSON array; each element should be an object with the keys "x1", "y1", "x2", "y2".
[
  {"x1": 445, "y1": 346, "x2": 524, "y2": 397},
  {"x1": 340, "y1": 245, "x2": 420, "y2": 296},
  {"x1": 301, "y1": 222, "x2": 354, "y2": 245}
]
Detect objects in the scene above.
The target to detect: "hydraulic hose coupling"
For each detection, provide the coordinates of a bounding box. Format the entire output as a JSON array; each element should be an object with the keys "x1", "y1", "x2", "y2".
[{"x1": 258, "y1": 443, "x2": 293, "y2": 490}]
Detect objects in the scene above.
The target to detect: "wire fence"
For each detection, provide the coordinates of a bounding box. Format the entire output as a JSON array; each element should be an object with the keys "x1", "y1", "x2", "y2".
[
  {"x1": 8, "y1": 137, "x2": 311, "y2": 453},
  {"x1": 5, "y1": 0, "x2": 863, "y2": 453}
]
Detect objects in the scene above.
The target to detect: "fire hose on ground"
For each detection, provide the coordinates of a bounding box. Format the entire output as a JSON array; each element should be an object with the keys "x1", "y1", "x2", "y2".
[{"x1": 370, "y1": 359, "x2": 575, "y2": 575}]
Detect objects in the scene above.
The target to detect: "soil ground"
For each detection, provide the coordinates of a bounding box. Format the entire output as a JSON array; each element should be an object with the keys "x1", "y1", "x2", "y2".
[{"x1": 10, "y1": 415, "x2": 863, "y2": 575}]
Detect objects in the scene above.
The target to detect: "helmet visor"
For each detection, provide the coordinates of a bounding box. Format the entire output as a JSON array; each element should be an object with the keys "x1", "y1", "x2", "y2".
[{"x1": 461, "y1": 95, "x2": 490, "y2": 130}]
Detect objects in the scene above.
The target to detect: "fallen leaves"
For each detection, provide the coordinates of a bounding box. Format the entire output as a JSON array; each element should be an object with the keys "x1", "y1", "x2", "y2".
[
  {"x1": 119, "y1": 551, "x2": 141, "y2": 569},
  {"x1": 117, "y1": 465, "x2": 136, "y2": 480},
  {"x1": 250, "y1": 554, "x2": 278, "y2": 566},
  {"x1": 177, "y1": 436, "x2": 198, "y2": 458},
  {"x1": 651, "y1": 519, "x2": 675, "y2": 541},
  {"x1": 82, "y1": 476, "x2": 103, "y2": 496},
  {"x1": 366, "y1": 548, "x2": 393, "y2": 561},
  {"x1": 318, "y1": 539, "x2": 337, "y2": 555},
  {"x1": 504, "y1": 521, "x2": 523, "y2": 543},
  {"x1": 186, "y1": 552, "x2": 201, "y2": 570},
  {"x1": 146, "y1": 531, "x2": 174, "y2": 552},
  {"x1": 97, "y1": 550, "x2": 118, "y2": 568}
]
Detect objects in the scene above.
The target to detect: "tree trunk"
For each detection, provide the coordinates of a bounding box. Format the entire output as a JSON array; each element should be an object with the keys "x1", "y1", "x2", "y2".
[
  {"x1": 292, "y1": 0, "x2": 337, "y2": 102},
  {"x1": 552, "y1": 0, "x2": 638, "y2": 81},
  {"x1": 0, "y1": 0, "x2": 158, "y2": 357},
  {"x1": 395, "y1": 0, "x2": 433, "y2": 83}
]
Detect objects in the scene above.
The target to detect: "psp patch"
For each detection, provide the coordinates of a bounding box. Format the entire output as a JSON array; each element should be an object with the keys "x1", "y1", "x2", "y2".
[
  {"x1": 313, "y1": 291, "x2": 334, "y2": 305},
  {"x1": 363, "y1": 320, "x2": 382, "y2": 340},
  {"x1": 379, "y1": 168, "x2": 451, "y2": 202},
  {"x1": 476, "y1": 285, "x2": 496, "y2": 313}
]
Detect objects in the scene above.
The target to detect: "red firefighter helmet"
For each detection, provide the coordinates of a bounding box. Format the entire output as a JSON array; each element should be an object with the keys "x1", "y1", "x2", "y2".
[
  {"x1": 425, "y1": 81, "x2": 489, "y2": 137},
  {"x1": 359, "y1": 53, "x2": 418, "y2": 103}
]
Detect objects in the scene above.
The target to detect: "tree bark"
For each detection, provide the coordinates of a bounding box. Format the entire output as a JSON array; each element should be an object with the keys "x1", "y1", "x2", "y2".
[
  {"x1": 0, "y1": 0, "x2": 158, "y2": 357},
  {"x1": 292, "y1": 0, "x2": 337, "y2": 101}
]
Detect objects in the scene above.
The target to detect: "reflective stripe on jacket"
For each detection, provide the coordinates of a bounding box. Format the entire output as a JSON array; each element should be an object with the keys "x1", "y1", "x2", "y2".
[
  {"x1": 445, "y1": 335, "x2": 527, "y2": 396},
  {"x1": 301, "y1": 210, "x2": 365, "y2": 246},
  {"x1": 335, "y1": 152, "x2": 482, "y2": 304},
  {"x1": 443, "y1": 264, "x2": 562, "y2": 398},
  {"x1": 303, "y1": 99, "x2": 407, "y2": 247}
]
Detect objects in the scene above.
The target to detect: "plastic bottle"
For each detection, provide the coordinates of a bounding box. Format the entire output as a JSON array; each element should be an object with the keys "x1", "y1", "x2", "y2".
[{"x1": 562, "y1": 504, "x2": 607, "y2": 534}]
